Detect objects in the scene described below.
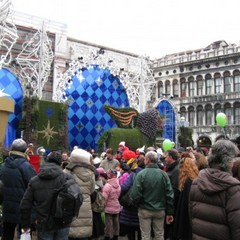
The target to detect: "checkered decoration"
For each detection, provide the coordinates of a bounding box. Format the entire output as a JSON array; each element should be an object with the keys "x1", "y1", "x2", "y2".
[
  {"x1": 156, "y1": 99, "x2": 176, "y2": 142},
  {"x1": 0, "y1": 68, "x2": 23, "y2": 148},
  {"x1": 66, "y1": 65, "x2": 129, "y2": 151}
]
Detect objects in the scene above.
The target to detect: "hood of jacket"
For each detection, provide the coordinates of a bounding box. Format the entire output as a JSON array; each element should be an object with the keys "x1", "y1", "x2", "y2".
[
  {"x1": 107, "y1": 177, "x2": 120, "y2": 189},
  {"x1": 38, "y1": 163, "x2": 63, "y2": 180},
  {"x1": 5, "y1": 154, "x2": 27, "y2": 169},
  {"x1": 196, "y1": 168, "x2": 240, "y2": 194},
  {"x1": 65, "y1": 161, "x2": 95, "y2": 183}
]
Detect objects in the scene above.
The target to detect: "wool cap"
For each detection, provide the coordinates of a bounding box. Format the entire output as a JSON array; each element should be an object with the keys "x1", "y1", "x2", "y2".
[
  {"x1": 70, "y1": 148, "x2": 91, "y2": 164},
  {"x1": 93, "y1": 157, "x2": 101, "y2": 165},
  {"x1": 119, "y1": 141, "x2": 126, "y2": 147},
  {"x1": 11, "y1": 138, "x2": 27, "y2": 152},
  {"x1": 96, "y1": 167, "x2": 106, "y2": 175},
  {"x1": 107, "y1": 169, "x2": 118, "y2": 179},
  {"x1": 46, "y1": 151, "x2": 62, "y2": 165}
]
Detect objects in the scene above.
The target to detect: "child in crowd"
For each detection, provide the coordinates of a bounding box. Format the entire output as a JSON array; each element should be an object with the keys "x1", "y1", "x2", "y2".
[{"x1": 102, "y1": 169, "x2": 121, "y2": 240}]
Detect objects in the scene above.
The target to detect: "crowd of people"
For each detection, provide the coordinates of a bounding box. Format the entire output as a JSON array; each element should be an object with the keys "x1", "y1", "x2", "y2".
[{"x1": 0, "y1": 138, "x2": 240, "y2": 240}]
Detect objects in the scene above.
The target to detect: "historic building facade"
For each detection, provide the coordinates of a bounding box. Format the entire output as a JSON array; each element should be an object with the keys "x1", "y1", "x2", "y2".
[
  {"x1": 150, "y1": 40, "x2": 240, "y2": 146},
  {"x1": 4, "y1": 11, "x2": 240, "y2": 147}
]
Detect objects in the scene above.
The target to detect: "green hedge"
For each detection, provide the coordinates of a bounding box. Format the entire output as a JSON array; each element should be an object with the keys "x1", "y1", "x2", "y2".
[{"x1": 98, "y1": 127, "x2": 155, "y2": 153}]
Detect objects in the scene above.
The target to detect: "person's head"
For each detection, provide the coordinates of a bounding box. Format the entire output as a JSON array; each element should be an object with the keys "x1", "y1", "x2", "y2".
[
  {"x1": 146, "y1": 146, "x2": 156, "y2": 152},
  {"x1": 194, "y1": 152, "x2": 208, "y2": 170},
  {"x1": 177, "y1": 147, "x2": 186, "y2": 155},
  {"x1": 208, "y1": 140, "x2": 239, "y2": 172},
  {"x1": 120, "y1": 162, "x2": 130, "y2": 173},
  {"x1": 11, "y1": 138, "x2": 28, "y2": 153},
  {"x1": 165, "y1": 149, "x2": 180, "y2": 166},
  {"x1": 28, "y1": 143, "x2": 33, "y2": 149},
  {"x1": 122, "y1": 150, "x2": 136, "y2": 162},
  {"x1": 46, "y1": 151, "x2": 62, "y2": 166},
  {"x1": 106, "y1": 148, "x2": 113, "y2": 159},
  {"x1": 70, "y1": 148, "x2": 91, "y2": 164},
  {"x1": 145, "y1": 151, "x2": 158, "y2": 165},
  {"x1": 118, "y1": 141, "x2": 126, "y2": 150},
  {"x1": 93, "y1": 156, "x2": 101, "y2": 168},
  {"x1": 179, "y1": 157, "x2": 199, "y2": 191},
  {"x1": 61, "y1": 152, "x2": 68, "y2": 161},
  {"x1": 100, "y1": 152, "x2": 107, "y2": 161},
  {"x1": 136, "y1": 146, "x2": 145, "y2": 156},
  {"x1": 107, "y1": 169, "x2": 118, "y2": 179},
  {"x1": 137, "y1": 155, "x2": 145, "y2": 168}
]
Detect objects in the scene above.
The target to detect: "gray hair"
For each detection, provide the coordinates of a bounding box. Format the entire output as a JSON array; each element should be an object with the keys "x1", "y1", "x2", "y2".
[
  {"x1": 208, "y1": 140, "x2": 239, "y2": 172},
  {"x1": 146, "y1": 150, "x2": 158, "y2": 163}
]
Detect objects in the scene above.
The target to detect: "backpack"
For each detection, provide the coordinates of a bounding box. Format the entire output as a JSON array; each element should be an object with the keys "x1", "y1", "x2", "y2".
[
  {"x1": 91, "y1": 189, "x2": 105, "y2": 213},
  {"x1": 50, "y1": 173, "x2": 83, "y2": 226}
]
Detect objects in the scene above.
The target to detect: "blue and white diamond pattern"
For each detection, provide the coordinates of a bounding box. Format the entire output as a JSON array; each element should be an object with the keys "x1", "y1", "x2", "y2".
[
  {"x1": 0, "y1": 68, "x2": 23, "y2": 148},
  {"x1": 66, "y1": 65, "x2": 129, "y2": 151}
]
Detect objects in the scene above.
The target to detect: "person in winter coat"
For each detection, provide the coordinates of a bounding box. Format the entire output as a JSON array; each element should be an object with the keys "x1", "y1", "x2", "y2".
[
  {"x1": 20, "y1": 151, "x2": 71, "y2": 240},
  {"x1": 173, "y1": 157, "x2": 199, "y2": 240},
  {"x1": 164, "y1": 149, "x2": 180, "y2": 240},
  {"x1": 65, "y1": 148, "x2": 96, "y2": 240},
  {"x1": 131, "y1": 151, "x2": 174, "y2": 240},
  {"x1": 99, "y1": 148, "x2": 119, "y2": 171},
  {"x1": 0, "y1": 138, "x2": 37, "y2": 240},
  {"x1": 119, "y1": 155, "x2": 145, "y2": 240},
  {"x1": 189, "y1": 139, "x2": 240, "y2": 240},
  {"x1": 102, "y1": 169, "x2": 121, "y2": 240}
]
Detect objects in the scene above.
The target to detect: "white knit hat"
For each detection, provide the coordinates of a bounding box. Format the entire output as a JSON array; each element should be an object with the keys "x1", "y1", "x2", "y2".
[
  {"x1": 119, "y1": 141, "x2": 125, "y2": 147},
  {"x1": 93, "y1": 157, "x2": 101, "y2": 165},
  {"x1": 70, "y1": 148, "x2": 91, "y2": 164}
]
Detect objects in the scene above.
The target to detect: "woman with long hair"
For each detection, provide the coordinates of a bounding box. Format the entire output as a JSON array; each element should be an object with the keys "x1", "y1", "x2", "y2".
[{"x1": 173, "y1": 157, "x2": 199, "y2": 240}]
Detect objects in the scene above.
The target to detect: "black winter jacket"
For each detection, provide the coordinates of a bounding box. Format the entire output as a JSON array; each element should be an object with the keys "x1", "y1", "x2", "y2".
[
  {"x1": 20, "y1": 162, "x2": 67, "y2": 231},
  {"x1": 0, "y1": 152, "x2": 36, "y2": 224}
]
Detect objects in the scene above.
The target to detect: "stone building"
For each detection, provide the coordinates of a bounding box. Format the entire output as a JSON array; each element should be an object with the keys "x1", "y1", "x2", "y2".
[
  {"x1": 3, "y1": 11, "x2": 240, "y2": 147},
  {"x1": 150, "y1": 40, "x2": 240, "y2": 146}
]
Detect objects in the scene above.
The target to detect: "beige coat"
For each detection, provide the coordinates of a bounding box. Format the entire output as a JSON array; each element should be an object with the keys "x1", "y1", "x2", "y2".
[{"x1": 65, "y1": 162, "x2": 95, "y2": 238}]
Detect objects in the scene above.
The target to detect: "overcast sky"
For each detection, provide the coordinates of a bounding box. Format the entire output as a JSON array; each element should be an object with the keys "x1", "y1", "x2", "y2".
[{"x1": 11, "y1": 0, "x2": 240, "y2": 59}]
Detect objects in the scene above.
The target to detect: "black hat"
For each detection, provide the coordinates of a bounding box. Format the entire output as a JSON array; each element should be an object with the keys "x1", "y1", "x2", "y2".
[
  {"x1": 177, "y1": 147, "x2": 186, "y2": 153},
  {"x1": 46, "y1": 151, "x2": 62, "y2": 165},
  {"x1": 121, "y1": 163, "x2": 130, "y2": 172},
  {"x1": 11, "y1": 138, "x2": 27, "y2": 152}
]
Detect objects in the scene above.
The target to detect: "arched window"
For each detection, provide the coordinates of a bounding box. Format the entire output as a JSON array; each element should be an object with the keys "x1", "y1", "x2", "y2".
[
  {"x1": 197, "y1": 105, "x2": 204, "y2": 125},
  {"x1": 188, "y1": 76, "x2": 195, "y2": 97},
  {"x1": 233, "y1": 70, "x2": 240, "y2": 92},
  {"x1": 214, "y1": 72, "x2": 222, "y2": 94},
  {"x1": 223, "y1": 71, "x2": 232, "y2": 93},
  {"x1": 173, "y1": 79, "x2": 179, "y2": 97},
  {"x1": 214, "y1": 103, "x2": 222, "y2": 124},
  {"x1": 188, "y1": 106, "x2": 195, "y2": 126},
  {"x1": 205, "y1": 104, "x2": 212, "y2": 125},
  {"x1": 165, "y1": 80, "x2": 171, "y2": 95},
  {"x1": 224, "y1": 103, "x2": 232, "y2": 124},
  {"x1": 197, "y1": 75, "x2": 203, "y2": 96},
  {"x1": 205, "y1": 74, "x2": 213, "y2": 95},
  {"x1": 180, "y1": 107, "x2": 187, "y2": 119},
  {"x1": 234, "y1": 102, "x2": 240, "y2": 124},
  {"x1": 158, "y1": 81, "x2": 163, "y2": 98},
  {"x1": 180, "y1": 78, "x2": 186, "y2": 97}
]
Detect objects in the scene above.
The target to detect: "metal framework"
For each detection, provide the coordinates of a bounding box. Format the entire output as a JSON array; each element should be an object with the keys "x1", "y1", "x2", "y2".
[
  {"x1": 0, "y1": 0, "x2": 18, "y2": 68},
  {"x1": 54, "y1": 48, "x2": 155, "y2": 112},
  {"x1": 15, "y1": 22, "x2": 54, "y2": 99}
]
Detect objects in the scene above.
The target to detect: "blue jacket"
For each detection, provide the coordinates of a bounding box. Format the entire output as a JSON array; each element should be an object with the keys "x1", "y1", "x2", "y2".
[{"x1": 0, "y1": 152, "x2": 37, "y2": 223}]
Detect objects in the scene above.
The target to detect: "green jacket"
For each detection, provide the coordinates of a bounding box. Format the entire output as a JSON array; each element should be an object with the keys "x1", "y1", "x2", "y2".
[{"x1": 130, "y1": 164, "x2": 174, "y2": 215}]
